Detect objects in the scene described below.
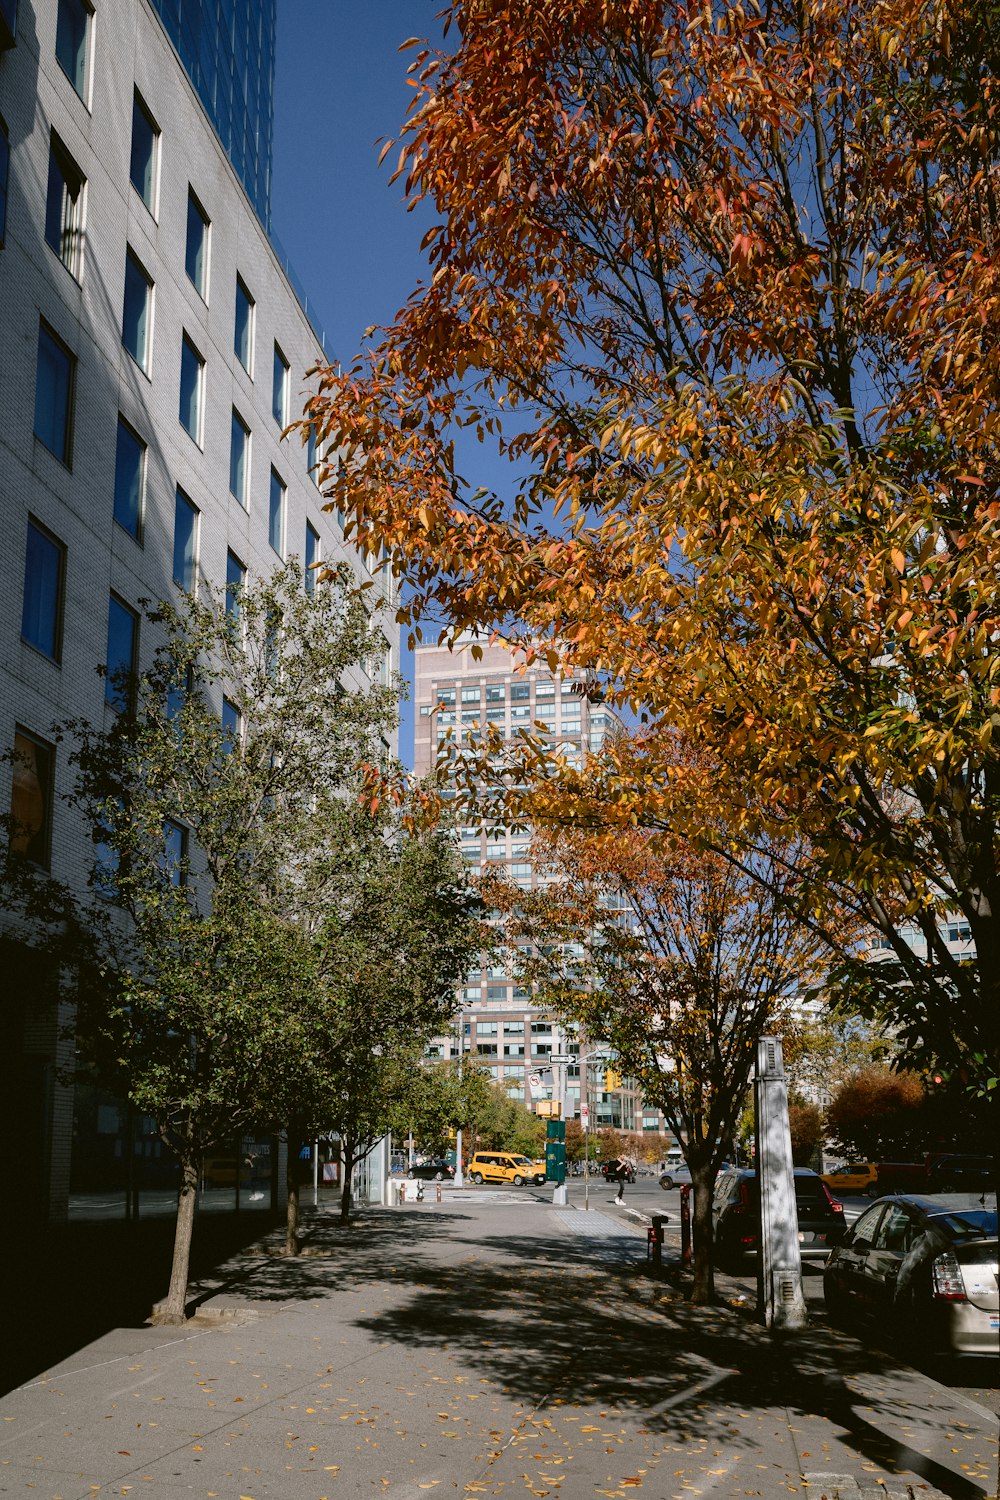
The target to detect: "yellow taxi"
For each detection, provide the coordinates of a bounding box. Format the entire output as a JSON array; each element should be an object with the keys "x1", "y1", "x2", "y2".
[
  {"x1": 468, "y1": 1152, "x2": 546, "y2": 1186},
  {"x1": 821, "y1": 1161, "x2": 879, "y2": 1197}
]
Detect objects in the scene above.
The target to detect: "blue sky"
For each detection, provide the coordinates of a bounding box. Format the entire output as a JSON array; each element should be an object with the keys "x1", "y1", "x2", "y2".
[{"x1": 272, "y1": 2, "x2": 444, "y2": 764}]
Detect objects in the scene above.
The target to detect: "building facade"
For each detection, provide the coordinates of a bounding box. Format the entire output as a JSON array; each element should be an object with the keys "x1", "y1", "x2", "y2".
[
  {"x1": 413, "y1": 638, "x2": 657, "y2": 1137},
  {"x1": 0, "y1": 0, "x2": 395, "y2": 1224}
]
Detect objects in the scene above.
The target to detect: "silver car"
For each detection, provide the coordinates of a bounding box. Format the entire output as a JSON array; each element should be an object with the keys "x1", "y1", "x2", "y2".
[{"x1": 824, "y1": 1192, "x2": 998, "y2": 1357}]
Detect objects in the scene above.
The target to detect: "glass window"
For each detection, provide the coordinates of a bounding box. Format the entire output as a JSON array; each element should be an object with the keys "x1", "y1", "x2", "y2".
[
  {"x1": 34, "y1": 322, "x2": 74, "y2": 465},
  {"x1": 462, "y1": 687, "x2": 480, "y2": 703},
  {"x1": 105, "y1": 595, "x2": 138, "y2": 712},
  {"x1": 163, "y1": 819, "x2": 187, "y2": 886},
  {"x1": 10, "y1": 729, "x2": 54, "y2": 867},
  {"x1": 122, "y1": 249, "x2": 152, "y2": 372},
  {"x1": 306, "y1": 423, "x2": 317, "y2": 482},
  {"x1": 485, "y1": 684, "x2": 505, "y2": 702},
  {"x1": 179, "y1": 334, "x2": 204, "y2": 442},
  {"x1": 173, "y1": 488, "x2": 198, "y2": 591},
  {"x1": 305, "y1": 521, "x2": 319, "y2": 593},
  {"x1": 272, "y1": 343, "x2": 288, "y2": 425},
  {"x1": 225, "y1": 550, "x2": 245, "y2": 622},
  {"x1": 230, "y1": 409, "x2": 249, "y2": 506},
  {"x1": 221, "y1": 696, "x2": 241, "y2": 752},
  {"x1": 55, "y1": 0, "x2": 90, "y2": 99},
  {"x1": 0, "y1": 116, "x2": 9, "y2": 246},
  {"x1": 113, "y1": 417, "x2": 144, "y2": 540},
  {"x1": 0, "y1": 0, "x2": 15, "y2": 49},
  {"x1": 45, "y1": 133, "x2": 84, "y2": 277},
  {"x1": 268, "y1": 469, "x2": 285, "y2": 556},
  {"x1": 21, "y1": 519, "x2": 64, "y2": 660},
  {"x1": 185, "y1": 188, "x2": 209, "y2": 297},
  {"x1": 234, "y1": 276, "x2": 254, "y2": 372},
  {"x1": 129, "y1": 92, "x2": 158, "y2": 213},
  {"x1": 511, "y1": 683, "x2": 530, "y2": 702}
]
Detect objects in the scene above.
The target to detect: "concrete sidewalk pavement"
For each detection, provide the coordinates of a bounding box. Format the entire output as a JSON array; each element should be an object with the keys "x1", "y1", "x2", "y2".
[{"x1": 0, "y1": 1196, "x2": 995, "y2": 1500}]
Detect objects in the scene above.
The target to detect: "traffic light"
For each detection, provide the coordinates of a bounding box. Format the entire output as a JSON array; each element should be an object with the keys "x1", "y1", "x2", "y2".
[{"x1": 604, "y1": 1068, "x2": 621, "y2": 1091}]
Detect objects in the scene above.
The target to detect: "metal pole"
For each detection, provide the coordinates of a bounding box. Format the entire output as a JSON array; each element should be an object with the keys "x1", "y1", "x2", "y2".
[
  {"x1": 454, "y1": 1011, "x2": 465, "y2": 1188},
  {"x1": 312, "y1": 1137, "x2": 319, "y2": 1209},
  {"x1": 583, "y1": 1053, "x2": 590, "y2": 1211}
]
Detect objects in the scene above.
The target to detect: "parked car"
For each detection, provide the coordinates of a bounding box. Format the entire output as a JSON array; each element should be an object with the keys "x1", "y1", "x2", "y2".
[
  {"x1": 924, "y1": 1155, "x2": 995, "y2": 1193},
  {"x1": 467, "y1": 1152, "x2": 546, "y2": 1185},
  {"x1": 601, "y1": 1158, "x2": 636, "y2": 1184},
  {"x1": 823, "y1": 1192, "x2": 998, "y2": 1357},
  {"x1": 406, "y1": 1159, "x2": 455, "y2": 1181},
  {"x1": 822, "y1": 1162, "x2": 880, "y2": 1197},
  {"x1": 712, "y1": 1167, "x2": 846, "y2": 1267},
  {"x1": 659, "y1": 1163, "x2": 693, "y2": 1190}
]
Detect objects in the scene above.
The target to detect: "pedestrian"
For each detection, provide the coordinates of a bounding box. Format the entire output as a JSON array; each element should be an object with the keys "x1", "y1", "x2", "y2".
[{"x1": 614, "y1": 1160, "x2": 628, "y2": 1204}]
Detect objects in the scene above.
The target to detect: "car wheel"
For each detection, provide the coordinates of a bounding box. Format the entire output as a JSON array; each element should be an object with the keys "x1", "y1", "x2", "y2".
[
  {"x1": 407, "y1": 1170, "x2": 415, "y2": 1180},
  {"x1": 513, "y1": 1174, "x2": 525, "y2": 1186},
  {"x1": 661, "y1": 1176, "x2": 673, "y2": 1191},
  {"x1": 471, "y1": 1172, "x2": 483, "y2": 1184},
  {"x1": 434, "y1": 1171, "x2": 443, "y2": 1181},
  {"x1": 866, "y1": 1184, "x2": 879, "y2": 1198}
]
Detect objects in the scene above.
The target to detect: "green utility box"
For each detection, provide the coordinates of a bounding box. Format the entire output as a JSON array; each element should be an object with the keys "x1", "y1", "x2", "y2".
[{"x1": 545, "y1": 1118, "x2": 566, "y2": 1185}]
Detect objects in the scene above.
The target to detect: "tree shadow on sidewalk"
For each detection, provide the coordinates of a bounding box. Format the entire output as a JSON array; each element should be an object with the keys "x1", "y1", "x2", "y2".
[{"x1": 352, "y1": 1222, "x2": 992, "y2": 1500}]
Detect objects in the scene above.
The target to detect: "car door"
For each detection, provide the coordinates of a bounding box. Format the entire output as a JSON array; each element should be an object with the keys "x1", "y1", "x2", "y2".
[
  {"x1": 865, "y1": 1200, "x2": 913, "y2": 1313},
  {"x1": 833, "y1": 1203, "x2": 886, "y2": 1309}
]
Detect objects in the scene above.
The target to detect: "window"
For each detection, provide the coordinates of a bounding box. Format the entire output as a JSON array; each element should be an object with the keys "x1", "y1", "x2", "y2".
[
  {"x1": 129, "y1": 92, "x2": 158, "y2": 213},
  {"x1": 305, "y1": 521, "x2": 320, "y2": 593},
  {"x1": 173, "y1": 488, "x2": 198, "y2": 591},
  {"x1": 272, "y1": 343, "x2": 288, "y2": 425},
  {"x1": 113, "y1": 417, "x2": 144, "y2": 539},
  {"x1": 230, "y1": 409, "x2": 249, "y2": 505},
  {"x1": 306, "y1": 423, "x2": 317, "y2": 482},
  {"x1": 185, "y1": 188, "x2": 209, "y2": 297},
  {"x1": 34, "y1": 322, "x2": 74, "y2": 464},
  {"x1": 122, "y1": 249, "x2": 152, "y2": 372},
  {"x1": 10, "y1": 729, "x2": 54, "y2": 867},
  {"x1": 0, "y1": 115, "x2": 8, "y2": 245},
  {"x1": 44, "y1": 133, "x2": 84, "y2": 277},
  {"x1": 179, "y1": 334, "x2": 204, "y2": 442},
  {"x1": 225, "y1": 550, "x2": 245, "y2": 622},
  {"x1": 476, "y1": 1022, "x2": 498, "y2": 1037},
  {"x1": 234, "y1": 276, "x2": 254, "y2": 372},
  {"x1": 55, "y1": 0, "x2": 90, "y2": 99},
  {"x1": 462, "y1": 687, "x2": 480, "y2": 703},
  {"x1": 268, "y1": 469, "x2": 285, "y2": 556},
  {"x1": 0, "y1": 0, "x2": 15, "y2": 49},
  {"x1": 21, "y1": 519, "x2": 64, "y2": 660},
  {"x1": 163, "y1": 819, "x2": 187, "y2": 887},
  {"x1": 221, "y1": 696, "x2": 241, "y2": 752},
  {"x1": 486, "y1": 684, "x2": 505, "y2": 702},
  {"x1": 105, "y1": 595, "x2": 138, "y2": 711},
  {"x1": 535, "y1": 681, "x2": 554, "y2": 700}
]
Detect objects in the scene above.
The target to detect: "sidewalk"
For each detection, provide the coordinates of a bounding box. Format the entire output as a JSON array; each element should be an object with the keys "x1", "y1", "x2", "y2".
[{"x1": 0, "y1": 1196, "x2": 995, "y2": 1499}]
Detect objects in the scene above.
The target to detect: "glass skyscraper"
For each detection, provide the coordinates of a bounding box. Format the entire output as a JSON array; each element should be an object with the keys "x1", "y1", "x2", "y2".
[{"x1": 148, "y1": 0, "x2": 275, "y2": 226}]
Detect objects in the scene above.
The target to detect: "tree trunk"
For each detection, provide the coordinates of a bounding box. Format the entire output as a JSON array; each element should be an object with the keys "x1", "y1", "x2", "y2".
[
  {"x1": 155, "y1": 1154, "x2": 199, "y2": 1324},
  {"x1": 689, "y1": 1158, "x2": 717, "y2": 1305},
  {"x1": 285, "y1": 1124, "x2": 301, "y2": 1256},
  {"x1": 339, "y1": 1137, "x2": 353, "y2": 1224}
]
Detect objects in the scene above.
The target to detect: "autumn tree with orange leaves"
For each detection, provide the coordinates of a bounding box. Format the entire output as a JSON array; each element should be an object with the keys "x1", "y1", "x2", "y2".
[
  {"x1": 485, "y1": 822, "x2": 829, "y2": 1303},
  {"x1": 306, "y1": 0, "x2": 1000, "y2": 1126}
]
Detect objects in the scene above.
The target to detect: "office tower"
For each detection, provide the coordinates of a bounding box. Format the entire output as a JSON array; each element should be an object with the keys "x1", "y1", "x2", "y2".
[{"x1": 0, "y1": 0, "x2": 395, "y2": 1224}]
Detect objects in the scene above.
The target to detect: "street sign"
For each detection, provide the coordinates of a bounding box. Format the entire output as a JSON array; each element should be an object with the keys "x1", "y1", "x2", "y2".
[
  {"x1": 580, "y1": 1103, "x2": 589, "y2": 1126},
  {"x1": 549, "y1": 1053, "x2": 573, "y2": 1065}
]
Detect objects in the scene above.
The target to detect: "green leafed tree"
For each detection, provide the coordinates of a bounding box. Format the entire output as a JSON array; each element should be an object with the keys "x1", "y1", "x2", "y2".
[{"x1": 43, "y1": 564, "x2": 402, "y2": 1321}]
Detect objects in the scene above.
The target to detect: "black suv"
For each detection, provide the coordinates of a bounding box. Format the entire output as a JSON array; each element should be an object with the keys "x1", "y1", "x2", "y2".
[{"x1": 712, "y1": 1167, "x2": 846, "y2": 1268}]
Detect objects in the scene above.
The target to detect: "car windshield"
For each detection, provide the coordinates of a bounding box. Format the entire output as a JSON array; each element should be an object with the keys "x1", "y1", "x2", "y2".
[
  {"x1": 794, "y1": 1179, "x2": 829, "y2": 1202},
  {"x1": 514, "y1": 1157, "x2": 533, "y2": 1166},
  {"x1": 930, "y1": 1209, "x2": 998, "y2": 1239}
]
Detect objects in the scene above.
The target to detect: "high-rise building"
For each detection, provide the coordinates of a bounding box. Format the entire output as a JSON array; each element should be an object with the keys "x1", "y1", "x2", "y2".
[
  {"x1": 0, "y1": 0, "x2": 395, "y2": 1224},
  {"x1": 413, "y1": 638, "x2": 648, "y2": 1133}
]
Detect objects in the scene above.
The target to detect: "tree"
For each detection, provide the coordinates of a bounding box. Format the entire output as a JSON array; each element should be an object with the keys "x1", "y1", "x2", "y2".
[
  {"x1": 787, "y1": 1100, "x2": 824, "y2": 1167},
  {"x1": 487, "y1": 820, "x2": 829, "y2": 1302},
  {"x1": 783, "y1": 1014, "x2": 895, "y2": 1106},
  {"x1": 306, "y1": 0, "x2": 1000, "y2": 1129},
  {"x1": 826, "y1": 1069, "x2": 929, "y2": 1162},
  {"x1": 48, "y1": 565, "x2": 400, "y2": 1320},
  {"x1": 390, "y1": 1059, "x2": 495, "y2": 1160},
  {"x1": 279, "y1": 817, "x2": 484, "y2": 1229}
]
